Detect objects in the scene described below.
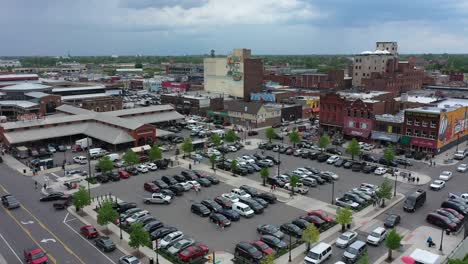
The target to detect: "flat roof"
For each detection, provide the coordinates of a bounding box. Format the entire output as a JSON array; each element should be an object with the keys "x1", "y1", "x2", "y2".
[
  {"x1": 51, "y1": 85, "x2": 106, "y2": 93},
  {"x1": 116, "y1": 68, "x2": 143, "y2": 72},
  {"x1": 61, "y1": 93, "x2": 110, "y2": 101},
  {"x1": 375, "y1": 111, "x2": 405, "y2": 123},
  {"x1": 0, "y1": 74, "x2": 38, "y2": 80},
  {"x1": 1, "y1": 83, "x2": 51, "y2": 91},
  {"x1": 338, "y1": 90, "x2": 389, "y2": 100},
  {"x1": 25, "y1": 92, "x2": 51, "y2": 98},
  {"x1": 0, "y1": 101, "x2": 38, "y2": 108},
  {"x1": 106, "y1": 105, "x2": 175, "y2": 116},
  {"x1": 395, "y1": 95, "x2": 438, "y2": 104},
  {"x1": 435, "y1": 98, "x2": 468, "y2": 108}
]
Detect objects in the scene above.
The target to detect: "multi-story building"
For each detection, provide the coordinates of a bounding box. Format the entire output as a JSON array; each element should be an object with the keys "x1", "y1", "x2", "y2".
[
  {"x1": 402, "y1": 98, "x2": 468, "y2": 154},
  {"x1": 160, "y1": 92, "x2": 224, "y2": 116},
  {"x1": 164, "y1": 63, "x2": 203, "y2": 76},
  {"x1": 264, "y1": 70, "x2": 346, "y2": 90},
  {"x1": 0, "y1": 60, "x2": 21, "y2": 68},
  {"x1": 204, "y1": 49, "x2": 263, "y2": 100},
  {"x1": 223, "y1": 101, "x2": 281, "y2": 128},
  {"x1": 371, "y1": 112, "x2": 405, "y2": 145},
  {"x1": 352, "y1": 42, "x2": 398, "y2": 87}
]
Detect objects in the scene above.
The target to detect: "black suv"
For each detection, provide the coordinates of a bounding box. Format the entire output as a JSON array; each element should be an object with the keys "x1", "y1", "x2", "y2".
[
  {"x1": 235, "y1": 242, "x2": 263, "y2": 264},
  {"x1": 239, "y1": 197, "x2": 264, "y2": 214},
  {"x1": 240, "y1": 185, "x2": 258, "y2": 197},
  {"x1": 191, "y1": 203, "x2": 211, "y2": 217},
  {"x1": 317, "y1": 153, "x2": 330, "y2": 162},
  {"x1": 201, "y1": 199, "x2": 223, "y2": 213},
  {"x1": 161, "y1": 176, "x2": 178, "y2": 186}
]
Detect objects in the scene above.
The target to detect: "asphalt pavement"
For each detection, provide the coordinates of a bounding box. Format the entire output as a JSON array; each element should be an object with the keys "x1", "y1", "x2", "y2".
[{"x1": 0, "y1": 163, "x2": 126, "y2": 264}]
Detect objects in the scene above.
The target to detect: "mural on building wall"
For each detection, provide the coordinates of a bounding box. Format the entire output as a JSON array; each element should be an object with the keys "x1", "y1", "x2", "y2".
[
  {"x1": 226, "y1": 56, "x2": 243, "y2": 81},
  {"x1": 438, "y1": 107, "x2": 468, "y2": 148}
]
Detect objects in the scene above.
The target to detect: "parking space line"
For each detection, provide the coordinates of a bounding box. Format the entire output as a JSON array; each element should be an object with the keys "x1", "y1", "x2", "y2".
[
  {"x1": 0, "y1": 183, "x2": 85, "y2": 264},
  {"x1": 0, "y1": 233, "x2": 23, "y2": 264},
  {"x1": 62, "y1": 213, "x2": 117, "y2": 264},
  {"x1": 1, "y1": 205, "x2": 57, "y2": 264}
]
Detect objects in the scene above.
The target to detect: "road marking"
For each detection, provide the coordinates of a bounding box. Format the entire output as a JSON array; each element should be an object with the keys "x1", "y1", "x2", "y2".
[
  {"x1": 50, "y1": 173, "x2": 59, "y2": 178},
  {"x1": 20, "y1": 220, "x2": 34, "y2": 225},
  {"x1": 63, "y1": 213, "x2": 117, "y2": 264},
  {"x1": 0, "y1": 233, "x2": 24, "y2": 264},
  {"x1": 0, "y1": 183, "x2": 85, "y2": 264},
  {"x1": 0, "y1": 205, "x2": 57, "y2": 264},
  {"x1": 40, "y1": 239, "x2": 56, "y2": 243}
]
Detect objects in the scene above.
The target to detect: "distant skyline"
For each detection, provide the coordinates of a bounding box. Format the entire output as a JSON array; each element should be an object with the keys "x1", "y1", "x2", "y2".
[{"x1": 2, "y1": 0, "x2": 468, "y2": 56}]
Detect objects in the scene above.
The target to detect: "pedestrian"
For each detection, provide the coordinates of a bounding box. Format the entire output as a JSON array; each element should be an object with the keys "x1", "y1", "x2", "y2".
[
  {"x1": 427, "y1": 236, "x2": 434, "y2": 247},
  {"x1": 34, "y1": 181, "x2": 38, "y2": 190},
  {"x1": 433, "y1": 161, "x2": 436, "y2": 167},
  {"x1": 189, "y1": 163, "x2": 192, "y2": 170},
  {"x1": 416, "y1": 177, "x2": 420, "y2": 184},
  {"x1": 270, "y1": 184, "x2": 274, "y2": 192},
  {"x1": 412, "y1": 177, "x2": 416, "y2": 183},
  {"x1": 372, "y1": 198, "x2": 376, "y2": 207},
  {"x1": 273, "y1": 184, "x2": 276, "y2": 191},
  {"x1": 43, "y1": 183, "x2": 47, "y2": 190}
]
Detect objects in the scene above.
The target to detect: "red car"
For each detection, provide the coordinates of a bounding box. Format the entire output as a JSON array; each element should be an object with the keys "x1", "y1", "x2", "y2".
[
  {"x1": 442, "y1": 208, "x2": 464, "y2": 221},
  {"x1": 118, "y1": 170, "x2": 130, "y2": 179},
  {"x1": 80, "y1": 225, "x2": 98, "y2": 239},
  {"x1": 250, "y1": 240, "x2": 274, "y2": 255},
  {"x1": 178, "y1": 244, "x2": 209, "y2": 262},
  {"x1": 139, "y1": 155, "x2": 149, "y2": 163},
  {"x1": 24, "y1": 248, "x2": 48, "y2": 264},
  {"x1": 308, "y1": 209, "x2": 334, "y2": 222},
  {"x1": 144, "y1": 182, "x2": 160, "y2": 193},
  {"x1": 71, "y1": 145, "x2": 83, "y2": 152}
]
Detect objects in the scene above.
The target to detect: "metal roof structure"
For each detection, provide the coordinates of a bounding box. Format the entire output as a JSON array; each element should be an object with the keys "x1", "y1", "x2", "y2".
[
  {"x1": 1, "y1": 83, "x2": 51, "y2": 91},
  {"x1": 51, "y1": 85, "x2": 106, "y2": 93},
  {"x1": 1, "y1": 104, "x2": 183, "y2": 145},
  {"x1": 0, "y1": 101, "x2": 38, "y2": 108},
  {"x1": 61, "y1": 93, "x2": 110, "y2": 101},
  {"x1": 25, "y1": 92, "x2": 51, "y2": 98}
]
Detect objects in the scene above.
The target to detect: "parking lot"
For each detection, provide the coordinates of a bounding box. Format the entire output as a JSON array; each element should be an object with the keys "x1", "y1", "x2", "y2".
[{"x1": 91, "y1": 166, "x2": 306, "y2": 253}]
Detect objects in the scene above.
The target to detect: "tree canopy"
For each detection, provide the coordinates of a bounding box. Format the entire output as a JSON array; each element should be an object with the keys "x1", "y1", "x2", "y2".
[
  {"x1": 97, "y1": 201, "x2": 118, "y2": 232},
  {"x1": 98, "y1": 156, "x2": 113, "y2": 173},
  {"x1": 123, "y1": 150, "x2": 139, "y2": 167},
  {"x1": 225, "y1": 129, "x2": 237, "y2": 143},
  {"x1": 128, "y1": 223, "x2": 151, "y2": 255},
  {"x1": 346, "y1": 138, "x2": 361, "y2": 160},
  {"x1": 318, "y1": 135, "x2": 330, "y2": 151},
  {"x1": 383, "y1": 144, "x2": 396, "y2": 166},
  {"x1": 265, "y1": 128, "x2": 276, "y2": 143},
  {"x1": 181, "y1": 138, "x2": 193, "y2": 157},
  {"x1": 73, "y1": 186, "x2": 91, "y2": 212},
  {"x1": 385, "y1": 229, "x2": 403, "y2": 261},
  {"x1": 302, "y1": 223, "x2": 320, "y2": 252},
  {"x1": 289, "y1": 129, "x2": 301, "y2": 148},
  {"x1": 336, "y1": 207, "x2": 353, "y2": 232},
  {"x1": 377, "y1": 178, "x2": 393, "y2": 207},
  {"x1": 210, "y1": 133, "x2": 222, "y2": 146},
  {"x1": 148, "y1": 145, "x2": 162, "y2": 161},
  {"x1": 260, "y1": 167, "x2": 269, "y2": 186}
]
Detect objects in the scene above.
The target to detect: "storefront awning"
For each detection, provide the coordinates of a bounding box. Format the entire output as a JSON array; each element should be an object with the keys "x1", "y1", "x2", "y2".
[
  {"x1": 344, "y1": 128, "x2": 371, "y2": 138},
  {"x1": 400, "y1": 136, "x2": 411, "y2": 145},
  {"x1": 371, "y1": 131, "x2": 400, "y2": 142}
]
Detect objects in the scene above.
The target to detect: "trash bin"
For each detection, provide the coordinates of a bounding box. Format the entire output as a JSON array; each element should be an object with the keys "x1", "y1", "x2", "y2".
[
  {"x1": 23, "y1": 169, "x2": 26, "y2": 174},
  {"x1": 149, "y1": 258, "x2": 154, "y2": 264}
]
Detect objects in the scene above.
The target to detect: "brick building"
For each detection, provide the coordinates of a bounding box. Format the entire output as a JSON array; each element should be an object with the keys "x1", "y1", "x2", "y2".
[
  {"x1": 264, "y1": 70, "x2": 346, "y2": 90},
  {"x1": 160, "y1": 92, "x2": 224, "y2": 116}
]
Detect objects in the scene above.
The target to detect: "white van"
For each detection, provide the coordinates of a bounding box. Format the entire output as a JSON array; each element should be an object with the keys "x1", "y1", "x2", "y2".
[
  {"x1": 304, "y1": 242, "x2": 332, "y2": 264},
  {"x1": 106, "y1": 153, "x2": 120, "y2": 162},
  {"x1": 232, "y1": 202, "x2": 254, "y2": 218},
  {"x1": 89, "y1": 148, "x2": 105, "y2": 159}
]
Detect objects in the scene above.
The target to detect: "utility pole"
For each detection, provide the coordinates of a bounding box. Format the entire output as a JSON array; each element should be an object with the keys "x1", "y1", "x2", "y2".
[{"x1": 86, "y1": 137, "x2": 92, "y2": 198}]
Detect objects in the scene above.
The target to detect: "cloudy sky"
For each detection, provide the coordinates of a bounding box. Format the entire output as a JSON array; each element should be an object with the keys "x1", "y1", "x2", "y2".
[{"x1": 1, "y1": 0, "x2": 468, "y2": 56}]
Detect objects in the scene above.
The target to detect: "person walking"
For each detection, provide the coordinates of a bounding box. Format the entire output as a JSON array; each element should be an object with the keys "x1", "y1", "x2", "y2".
[
  {"x1": 43, "y1": 183, "x2": 47, "y2": 190},
  {"x1": 34, "y1": 181, "x2": 38, "y2": 190},
  {"x1": 372, "y1": 198, "x2": 376, "y2": 207},
  {"x1": 416, "y1": 177, "x2": 420, "y2": 184},
  {"x1": 273, "y1": 184, "x2": 276, "y2": 191},
  {"x1": 270, "y1": 184, "x2": 274, "y2": 192}
]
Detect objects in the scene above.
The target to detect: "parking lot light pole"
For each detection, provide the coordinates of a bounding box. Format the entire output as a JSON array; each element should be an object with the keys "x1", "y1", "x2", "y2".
[
  {"x1": 393, "y1": 171, "x2": 397, "y2": 197},
  {"x1": 277, "y1": 136, "x2": 284, "y2": 178},
  {"x1": 119, "y1": 211, "x2": 123, "y2": 240},
  {"x1": 86, "y1": 137, "x2": 92, "y2": 198},
  {"x1": 331, "y1": 180, "x2": 335, "y2": 205},
  {"x1": 439, "y1": 228, "x2": 447, "y2": 252},
  {"x1": 156, "y1": 239, "x2": 160, "y2": 264},
  {"x1": 288, "y1": 233, "x2": 292, "y2": 262}
]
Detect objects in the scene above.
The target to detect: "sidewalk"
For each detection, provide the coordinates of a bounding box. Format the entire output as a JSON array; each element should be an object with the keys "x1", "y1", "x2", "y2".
[
  {"x1": 2, "y1": 153, "x2": 83, "y2": 177},
  {"x1": 383, "y1": 170, "x2": 431, "y2": 186}
]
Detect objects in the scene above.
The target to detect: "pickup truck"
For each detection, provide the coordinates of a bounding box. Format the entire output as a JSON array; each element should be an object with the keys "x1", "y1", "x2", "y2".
[
  {"x1": 143, "y1": 193, "x2": 172, "y2": 204},
  {"x1": 24, "y1": 248, "x2": 48, "y2": 264},
  {"x1": 284, "y1": 183, "x2": 309, "y2": 194}
]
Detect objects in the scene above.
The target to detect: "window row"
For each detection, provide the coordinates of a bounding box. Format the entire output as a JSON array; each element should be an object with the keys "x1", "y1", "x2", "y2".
[
  {"x1": 406, "y1": 119, "x2": 436, "y2": 128},
  {"x1": 406, "y1": 128, "x2": 436, "y2": 139}
]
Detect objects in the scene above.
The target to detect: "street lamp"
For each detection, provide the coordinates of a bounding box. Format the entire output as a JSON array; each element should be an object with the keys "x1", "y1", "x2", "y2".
[
  {"x1": 439, "y1": 228, "x2": 449, "y2": 252},
  {"x1": 155, "y1": 239, "x2": 160, "y2": 264},
  {"x1": 393, "y1": 170, "x2": 398, "y2": 197},
  {"x1": 288, "y1": 233, "x2": 292, "y2": 262},
  {"x1": 119, "y1": 211, "x2": 123, "y2": 240},
  {"x1": 331, "y1": 180, "x2": 335, "y2": 205},
  {"x1": 277, "y1": 136, "x2": 283, "y2": 178},
  {"x1": 86, "y1": 137, "x2": 92, "y2": 198}
]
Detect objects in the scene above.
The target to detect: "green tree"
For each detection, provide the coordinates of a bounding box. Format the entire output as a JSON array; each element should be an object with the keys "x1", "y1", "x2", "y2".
[
  {"x1": 265, "y1": 127, "x2": 276, "y2": 143},
  {"x1": 260, "y1": 254, "x2": 275, "y2": 264},
  {"x1": 289, "y1": 129, "x2": 301, "y2": 148},
  {"x1": 289, "y1": 175, "x2": 300, "y2": 196},
  {"x1": 336, "y1": 207, "x2": 353, "y2": 232},
  {"x1": 209, "y1": 154, "x2": 217, "y2": 170},
  {"x1": 302, "y1": 222, "x2": 320, "y2": 252},
  {"x1": 318, "y1": 135, "x2": 330, "y2": 152},
  {"x1": 128, "y1": 223, "x2": 150, "y2": 256},
  {"x1": 148, "y1": 145, "x2": 162, "y2": 161},
  {"x1": 377, "y1": 178, "x2": 393, "y2": 207},
  {"x1": 73, "y1": 186, "x2": 91, "y2": 212},
  {"x1": 346, "y1": 138, "x2": 361, "y2": 160},
  {"x1": 210, "y1": 133, "x2": 222, "y2": 147},
  {"x1": 448, "y1": 259, "x2": 468, "y2": 264},
  {"x1": 97, "y1": 201, "x2": 118, "y2": 232},
  {"x1": 98, "y1": 156, "x2": 113, "y2": 174},
  {"x1": 231, "y1": 160, "x2": 238, "y2": 176},
  {"x1": 385, "y1": 229, "x2": 403, "y2": 261},
  {"x1": 135, "y1": 62, "x2": 143, "y2": 68},
  {"x1": 383, "y1": 144, "x2": 395, "y2": 167},
  {"x1": 123, "y1": 150, "x2": 139, "y2": 167},
  {"x1": 181, "y1": 138, "x2": 193, "y2": 158},
  {"x1": 225, "y1": 129, "x2": 237, "y2": 143},
  {"x1": 260, "y1": 167, "x2": 269, "y2": 186},
  {"x1": 356, "y1": 252, "x2": 370, "y2": 264}
]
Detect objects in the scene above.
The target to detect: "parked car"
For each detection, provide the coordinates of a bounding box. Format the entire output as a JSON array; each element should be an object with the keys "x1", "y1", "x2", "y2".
[
  {"x1": 335, "y1": 231, "x2": 358, "y2": 248},
  {"x1": 167, "y1": 238, "x2": 196, "y2": 255},
  {"x1": 280, "y1": 223, "x2": 303, "y2": 238},
  {"x1": 457, "y1": 164, "x2": 468, "y2": 173},
  {"x1": 430, "y1": 180, "x2": 446, "y2": 191},
  {"x1": 119, "y1": 255, "x2": 141, "y2": 264},
  {"x1": 335, "y1": 197, "x2": 360, "y2": 210},
  {"x1": 80, "y1": 225, "x2": 98, "y2": 239},
  {"x1": 214, "y1": 196, "x2": 233, "y2": 209},
  {"x1": 426, "y1": 213, "x2": 458, "y2": 232},
  {"x1": 95, "y1": 236, "x2": 116, "y2": 252},
  {"x1": 384, "y1": 214, "x2": 401, "y2": 228},
  {"x1": 439, "y1": 171, "x2": 453, "y2": 181},
  {"x1": 234, "y1": 242, "x2": 263, "y2": 263},
  {"x1": 307, "y1": 209, "x2": 334, "y2": 222},
  {"x1": 178, "y1": 244, "x2": 209, "y2": 262},
  {"x1": 250, "y1": 240, "x2": 274, "y2": 256},
  {"x1": 1, "y1": 194, "x2": 20, "y2": 209},
  {"x1": 260, "y1": 235, "x2": 287, "y2": 250},
  {"x1": 144, "y1": 182, "x2": 160, "y2": 193},
  {"x1": 39, "y1": 192, "x2": 70, "y2": 202},
  {"x1": 23, "y1": 248, "x2": 48, "y2": 264},
  {"x1": 256, "y1": 192, "x2": 277, "y2": 204},
  {"x1": 209, "y1": 213, "x2": 231, "y2": 227},
  {"x1": 257, "y1": 224, "x2": 284, "y2": 239},
  {"x1": 150, "y1": 226, "x2": 178, "y2": 241},
  {"x1": 366, "y1": 227, "x2": 387, "y2": 245},
  {"x1": 201, "y1": 199, "x2": 223, "y2": 213}
]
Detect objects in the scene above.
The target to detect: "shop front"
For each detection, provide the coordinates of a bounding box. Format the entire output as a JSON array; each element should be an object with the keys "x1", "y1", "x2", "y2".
[
  {"x1": 410, "y1": 137, "x2": 437, "y2": 154},
  {"x1": 343, "y1": 117, "x2": 372, "y2": 141}
]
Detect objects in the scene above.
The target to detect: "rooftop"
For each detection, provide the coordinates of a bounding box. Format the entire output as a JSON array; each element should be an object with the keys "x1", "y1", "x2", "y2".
[
  {"x1": 375, "y1": 111, "x2": 405, "y2": 123},
  {"x1": 25, "y1": 92, "x2": 52, "y2": 99},
  {"x1": 0, "y1": 101, "x2": 38, "y2": 108},
  {"x1": 337, "y1": 90, "x2": 389, "y2": 100},
  {"x1": 1, "y1": 83, "x2": 51, "y2": 91},
  {"x1": 51, "y1": 85, "x2": 107, "y2": 93},
  {"x1": 61, "y1": 93, "x2": 110, "y2": 101},
  {"x1": 224, "y1": 101, "x2": 264, "y2": 114},
  {"x1": 395, "y1": 95, "x2": 439, "y2": 104},
  {"x1": 0, "y1": 74, "x2": 38, "y2": 80}
]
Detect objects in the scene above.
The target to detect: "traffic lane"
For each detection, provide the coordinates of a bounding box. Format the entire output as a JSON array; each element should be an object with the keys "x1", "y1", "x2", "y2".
[
  {"x1": 92, "y1": 167, "x2": 306, "y2": 253},
  {"x1": 0, "y1": 164, "x2": 125, "y2": 264},
  {"x1": 63, "y1": 213, "x2": 126, "y2": 263},
  {"x1": 0, "y1": 205, "x2": 36, "y2": 264}
]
